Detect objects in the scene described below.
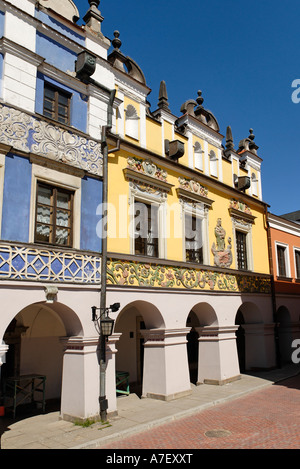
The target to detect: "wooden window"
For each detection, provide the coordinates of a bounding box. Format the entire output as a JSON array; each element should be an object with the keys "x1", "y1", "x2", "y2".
[
  {"x1": 236, "y1": 230, "x2": 248, "y2": 270},
  {"x1": 185, "y1": 214, "x2": 203, "y2": 263},
  {"x1": 277, "y1": 245, "x2": 287, "y2": 277},
  {"x1": 295, "y1": 250, "x2": 300, "y2": 279},
  {"x1": 43, "y1": 83, "x2": 71, "y2": 125},
  {"x1": 134, "y1": 201, "x2": 158, "y2": 257},
  {"x1": 35, "y1": 183, "x2": 73, "y2": 247}
]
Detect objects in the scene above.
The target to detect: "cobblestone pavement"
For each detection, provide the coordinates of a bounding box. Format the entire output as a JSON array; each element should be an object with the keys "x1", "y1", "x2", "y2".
[{"x1": 101, "y1": 374, "x2": 300, "y2": 449}]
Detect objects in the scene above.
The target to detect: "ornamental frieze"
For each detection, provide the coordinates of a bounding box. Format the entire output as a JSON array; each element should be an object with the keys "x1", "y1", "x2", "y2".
[
  {"x1": 107, "y1": 258, "x2": 271, "y2": 294},
  {"x1": 0, "y1": 104, "x2": 103, "y2": 176}
]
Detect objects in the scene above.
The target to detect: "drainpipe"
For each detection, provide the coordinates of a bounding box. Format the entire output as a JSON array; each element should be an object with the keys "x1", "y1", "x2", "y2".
[
  {"x1": 94, "y1": 82, "x2": 119, "y2": 421},
  {"x1": 75, "y1": 52, "x2": 120, "y2": 420},
  {"x1": 264, "y1": 205, "x2": 281, "y2": 368}
]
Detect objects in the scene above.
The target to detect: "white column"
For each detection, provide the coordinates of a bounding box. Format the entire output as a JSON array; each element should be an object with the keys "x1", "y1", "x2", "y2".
[
  {"x1": 141, "y1": 328, "x2": 191, "y2": 401},
  {"x1": 106, "y1": 332, "x2": 122, "y2": 416},
  {"x1": 197, "y1": 325, "x2": 240, "y2": 385},
  {"x1": 60, "y1": 336, "x2": 99, "y2": 422},
  {"x1": 243, "y1": 323, "x2": 276, "y2": 370}
]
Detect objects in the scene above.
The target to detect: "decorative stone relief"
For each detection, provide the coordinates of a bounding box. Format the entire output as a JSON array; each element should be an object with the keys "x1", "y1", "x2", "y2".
[
  {"x1": 0, "y1": 104, "x2": 103, "y2": 176},
  {"x1": 127, "y1": 156, "x2": 167, "y2": 181},
  {"x1": 178, "y1": 176, "x2": 208, "y2": 198},
  {"x1": 211, "y1": 218, "x2": 233, "y2": 268},
  {"x1": 229, "y1": 199, "x2": 252, "y2": 215}
]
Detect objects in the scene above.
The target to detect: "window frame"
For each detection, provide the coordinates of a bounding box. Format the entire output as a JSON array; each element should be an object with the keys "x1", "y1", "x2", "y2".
[
  {"x1": 294, "y1": 248, "x2": 300, "y2": 279},
  {"x1": 43, "y1": 82, "x2": 71, "y2": 125},
  {"x1": 236, "y1": 230, "x2": 248, "y2": 270},
  {"x1": 34, "y1": 182, "x2": 74, "y2": 248},
  {"x1": 275, "y1": 242, "x2": 290, "y2": 278},
  {"x1": 182, "y1": 201, "x2": 209, "y2": 265},
  {"x1": 231, "y1": 217, "x2": 254, "y2": 272},
  {"x1": 134, "y1": 200, "x2": 159, "y2": 258},
  {"x1": 129, "y1": 188, "x2": 167, "y2": 259}
]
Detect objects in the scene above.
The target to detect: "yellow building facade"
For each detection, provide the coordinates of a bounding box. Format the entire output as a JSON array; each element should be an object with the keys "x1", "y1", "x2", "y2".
[{"x1": 103, "y1": 31, "x2": 276, "y2": 402}]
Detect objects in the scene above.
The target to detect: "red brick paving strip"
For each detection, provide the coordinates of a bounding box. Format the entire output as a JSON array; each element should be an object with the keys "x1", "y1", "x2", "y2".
[{"x1": 101, "y1": 374, "x2": 300, "y2": 449}]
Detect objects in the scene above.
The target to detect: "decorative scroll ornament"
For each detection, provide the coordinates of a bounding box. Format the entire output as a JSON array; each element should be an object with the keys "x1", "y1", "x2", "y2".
[
  {"x1": 211, "y1": 218, "x2": 233, "y2": 268},
  {"x1": 127, "y1": 156, "x2": 167, "y2": 181},
  {"x1": 229, "y1": 199, "x2": 252, "y2": 215},
  {"x1": 0, "y1": 104, "x2": 103, "y2": 176},
  {"x1": 178, "y1": 176, "x2": 208, "y2": 198}
]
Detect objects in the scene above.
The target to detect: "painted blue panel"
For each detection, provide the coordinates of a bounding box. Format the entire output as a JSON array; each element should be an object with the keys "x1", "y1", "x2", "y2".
[
  {"x1": 0, "y1": 10, "x2": 4, "y2": 37},
  {"x1": 36, "y1": 32, "x2": 77, "y2": 73},
  {"x1": 35, "y1": 72, "x2": 88, "y2": 133},
  {"x1": 35, "y1": 9, "x2": 85, "y2": 46},
  {"x1": 80, "y1": 177, "x2": 102, "y2": 253},
  {"x1": 1, "y1": 154, "x2": 32, "y2": 243}
]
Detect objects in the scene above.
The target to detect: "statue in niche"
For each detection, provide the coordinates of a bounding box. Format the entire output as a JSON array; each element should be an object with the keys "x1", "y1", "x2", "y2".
[{"x1": 211, "y1": 218, "x2": 233, "y2": 268}]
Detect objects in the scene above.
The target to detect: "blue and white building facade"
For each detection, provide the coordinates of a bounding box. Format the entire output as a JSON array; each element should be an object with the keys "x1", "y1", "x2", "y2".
[{"x1": 0, "y1": 0, "x2": 120, "y2": 421}]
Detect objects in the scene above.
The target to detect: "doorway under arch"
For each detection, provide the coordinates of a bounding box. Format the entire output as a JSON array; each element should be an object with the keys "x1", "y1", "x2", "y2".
[
  {"x1": 114, "y1": 300, "x2": 165, "y2": 396},
  {"x1": 1, "y1": 301, "x2": 83, "y2": 416}
]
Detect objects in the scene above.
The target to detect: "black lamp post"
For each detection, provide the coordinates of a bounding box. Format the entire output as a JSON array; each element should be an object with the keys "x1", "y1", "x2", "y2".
[{"x1": 92, "y1": 303, "x2": 120, "y2": 421}]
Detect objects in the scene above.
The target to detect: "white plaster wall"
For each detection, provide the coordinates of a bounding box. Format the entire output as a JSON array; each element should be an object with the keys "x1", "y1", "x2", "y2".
[
  {"x1": 5, "y1": 10, "x2": 36, "y2": 52},
  {"x1": 3, "y1": 53, "x2": 37, "y2": 112}
]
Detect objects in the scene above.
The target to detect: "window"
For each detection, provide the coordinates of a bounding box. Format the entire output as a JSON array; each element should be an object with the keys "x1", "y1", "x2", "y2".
[
  {"x1": 125, "y1": 104, "x2": 139, "y2": 140},
  {"x1": 185, "y1": 213, "x2": 203, "y2": 263},
  {"x1": 134, "y1": 201, "x2": 158, "y2": 257},
  {"x1": 194, "y1": 142, "x2": 203, "y2": 171},
  {"x1": 276, "y1": 244, "x2": 288, "y2": 277},
  {"x1": 209, "y1": 150, "x2": 218, "y2": 177},
  {"x1": 251, "y1": 173, "x2": 258, "y2": 196},
  {"x1": 35, "y1": 183, "x2": 73, "y2": 247},
  {"x1": 295, "y1": 249, "x2": 300, "y2": 279},
  {"x1": 43, "y1": 83, "x2": 71, "y2": 125},
  {"x1": 236, "y1": 230, "x2": 248, "y2": 270}
]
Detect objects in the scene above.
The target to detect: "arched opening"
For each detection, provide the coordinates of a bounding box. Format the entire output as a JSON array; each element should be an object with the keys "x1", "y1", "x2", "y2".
[
  {"x1": 114, "y1": 300, "x2": 165, "y2": 397},
  {"x1": 186, "y1": 303, "x2": 218, "y2": 384},
  {"x1": 0, "y1": 301, "x2": 82, "y2": 418},
  {"x1": 235, "y1": 302, "x2": 263, "y2": 372}
]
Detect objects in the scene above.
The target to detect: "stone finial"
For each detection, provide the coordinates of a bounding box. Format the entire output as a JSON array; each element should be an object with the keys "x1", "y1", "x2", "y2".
[
  {"x1": 157, "y1": 80, "x2": 170, "y2": 111},
  {"x1": 225, "y1": 126, "x2": 234, "y2": 151},
  {"x1": 83, "y1": 0, "x2": 104, "y2": 33},
  {"x1": 112, "y1": 30, "x2": 122, "y2": 50}
]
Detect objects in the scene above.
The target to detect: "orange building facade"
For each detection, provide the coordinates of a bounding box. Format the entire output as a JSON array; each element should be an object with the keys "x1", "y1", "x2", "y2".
[{"x1": 268, "y1": 212, "x2": 300, "y2": 365}]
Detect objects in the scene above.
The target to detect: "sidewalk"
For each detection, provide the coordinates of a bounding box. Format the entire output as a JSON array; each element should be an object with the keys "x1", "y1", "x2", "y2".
[{"x1": 1, "y1": 363, "x2": 299, "y2": 450}]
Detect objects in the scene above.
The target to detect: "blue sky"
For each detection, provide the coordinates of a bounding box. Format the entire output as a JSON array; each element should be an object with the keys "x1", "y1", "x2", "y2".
[{"x1": 76, "y1": 0, "x2": 299, "y2": 216}]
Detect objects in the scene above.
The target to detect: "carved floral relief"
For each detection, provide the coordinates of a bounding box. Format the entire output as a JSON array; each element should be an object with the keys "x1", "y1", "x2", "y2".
[{"x1": 0, "y1": 104, "x2": 103, "y2": 175}]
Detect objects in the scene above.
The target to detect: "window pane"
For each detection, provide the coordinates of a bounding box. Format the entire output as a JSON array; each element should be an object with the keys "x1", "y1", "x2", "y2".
[
  {"x1": 37, "y1": 186, "x2": 52, "y2": 206},
  {"x1": 56, "y1": 209, "x2": 70, "y2": 227},
  {"x1": 277, "y1": 246, "x2": 286, "y2": 277},
  {"x1": 36, "y1": 223, "x2": 51, "y2": 243},
  {"x1": 236, "y1": 231, "x2": 248, "y2": 270},
  {"x1": 55, "y1": 227, "x2": 70, "y2": 245}
]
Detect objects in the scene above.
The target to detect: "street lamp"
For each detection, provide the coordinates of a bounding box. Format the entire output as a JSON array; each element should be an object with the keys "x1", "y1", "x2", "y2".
[{"x1": 91, "y1": 303, "x2": 120, "y2": 421}]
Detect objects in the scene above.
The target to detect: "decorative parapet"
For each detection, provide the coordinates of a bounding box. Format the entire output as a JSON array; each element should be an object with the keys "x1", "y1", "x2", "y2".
[
  {"x1": 107, "y1": 258, "x2": 271, "y2": 294},
  {"x1": 0, "y1": 243, "x2": 101, "y2": 284},
  {"x1": 0, "y1": 104, "x2": 103, "y2": 176}
]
